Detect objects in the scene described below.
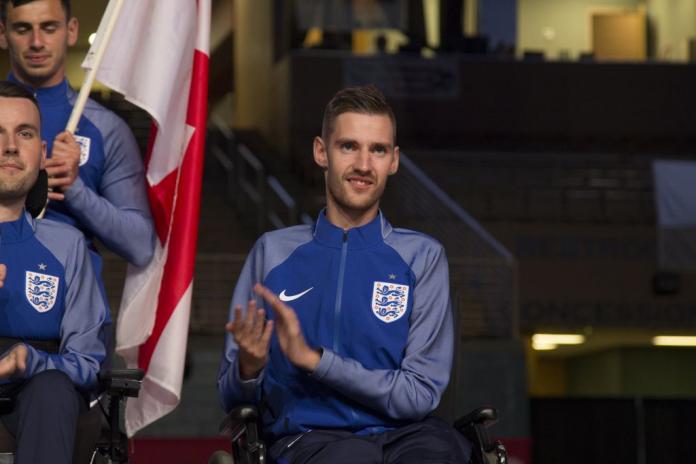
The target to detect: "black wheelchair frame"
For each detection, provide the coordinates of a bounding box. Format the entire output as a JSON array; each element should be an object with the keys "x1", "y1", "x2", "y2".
[
  {"x1": 0, "y1": 172, "x2": 145, "y2": 463},
  {"x1": 213, "y1": 404, "x2": 508, "y2": 464},
  {"x1": 0, "y1": 342, "x2": 144, "y2": 464}
]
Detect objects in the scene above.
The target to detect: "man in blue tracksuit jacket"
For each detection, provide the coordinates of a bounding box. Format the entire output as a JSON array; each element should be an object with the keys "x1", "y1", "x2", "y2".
[
  {"x1": 0, "y1": 81, "x2": 106, "y2": 464},
  {"x1": 0, "y1": 0, "x2": 155, "y2": 277},
  {"x1": 218, "y1": 86, "x2": 471, "y2": 463}
]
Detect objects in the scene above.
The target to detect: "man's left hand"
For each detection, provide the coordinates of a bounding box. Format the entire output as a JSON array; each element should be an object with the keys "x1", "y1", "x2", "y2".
[
  {"x1": 253, "y1": 283, "x2": 321, "y2": 373},
  {"x1": 0, "y1": 344, "x2": 27, "y2": 380},
  {"x1": 46, "y1": 131, "x2": 81, "y2": 201}
]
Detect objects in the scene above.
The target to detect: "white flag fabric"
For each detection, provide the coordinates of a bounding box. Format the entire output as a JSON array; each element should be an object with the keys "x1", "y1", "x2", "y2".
[{"x1": 83, "y1": 0, "x2": 210, "y2": 436}]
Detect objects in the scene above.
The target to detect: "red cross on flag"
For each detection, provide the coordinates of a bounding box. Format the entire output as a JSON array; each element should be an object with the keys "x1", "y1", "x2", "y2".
[{"x1": 83, "y1": 0, "x2": 210, "y2": 436}]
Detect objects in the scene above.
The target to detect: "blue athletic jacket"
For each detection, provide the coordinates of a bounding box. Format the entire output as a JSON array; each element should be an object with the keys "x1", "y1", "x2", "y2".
[
  {"x1": 8, "y1": 75, "x2": 155, "y2": 268},
  {"x1": 0, "y1": 212, "x2": 107, "y2": 390},
  {"x1": 218, "y1": 211, "x2": 454, "y2": 440}
]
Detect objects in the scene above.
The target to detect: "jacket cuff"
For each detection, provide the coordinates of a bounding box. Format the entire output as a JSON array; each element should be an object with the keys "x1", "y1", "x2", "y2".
[
  {"x1": 234, "y1": 359, "x2": 264, "y2": 396},
  {"x1": 310, "y1": 347, "x2": 335, "y2": 381}
]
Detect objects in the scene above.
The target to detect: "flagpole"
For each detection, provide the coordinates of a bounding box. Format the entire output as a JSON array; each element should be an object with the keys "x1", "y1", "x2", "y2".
[{"x1": 65, "y1": 0, "x2": 125, "y2": 133}]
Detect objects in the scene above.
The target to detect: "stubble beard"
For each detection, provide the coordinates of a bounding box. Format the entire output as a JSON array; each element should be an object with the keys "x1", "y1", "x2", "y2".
[
  {"x1": 326, "y1": 174, "x2": 386, "y2": 218},
  {"x1": 16, "y1": 58, "x2": 62, "y2": 87},
  {"x1": 11, "y1": 40, "x2": 65, "y2": 87},
  {"x1": 0, "y1": 172, "x2": 36, "y2": 203}
]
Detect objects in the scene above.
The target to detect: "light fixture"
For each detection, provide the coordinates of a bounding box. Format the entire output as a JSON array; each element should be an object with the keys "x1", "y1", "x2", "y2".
[
  {"x1": 531, "y1": 340, "x2": 558, "y2": 351},
  {"x1": 652, "y1": 336, "x2": 696, "y2": 347},
  {"x1": 531, "y1": 333, "x2": 586, "y2": 351},
  {"x1": 88, "y1": 33, "x2": 97, "y2": 45},
  {"x1": 532, "y1": 334, "x2": 585, "y2": 345}
]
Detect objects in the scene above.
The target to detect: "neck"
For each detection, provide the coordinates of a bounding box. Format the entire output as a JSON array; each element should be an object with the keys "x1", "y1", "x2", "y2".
[
  {"x1": 0, "y1": 199, "x2": 24, "y2": 222},
  {"x1": 325, "y1": 198, "x2": 379, "y2": 230}
]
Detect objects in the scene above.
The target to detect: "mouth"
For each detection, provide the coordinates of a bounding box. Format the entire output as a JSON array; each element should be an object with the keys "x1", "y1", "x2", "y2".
[
  {"x1": 346, "y1": 176, "x2": 374, "y2": 191},
  {"x1": 25, "y1": 54, "x2": 50, "y2": 65},
  {"x1": 0, "y1": 163, "x2": 23, "y2": 173}
]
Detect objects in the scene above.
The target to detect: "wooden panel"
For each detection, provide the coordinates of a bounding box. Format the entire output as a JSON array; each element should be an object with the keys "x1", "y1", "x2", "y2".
[{"x1": 592, "y1": 11, "x2": 646, "y2": 61}]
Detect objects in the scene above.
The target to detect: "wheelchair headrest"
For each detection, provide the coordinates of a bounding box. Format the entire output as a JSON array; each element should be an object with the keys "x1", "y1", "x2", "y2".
[{"x1": 25, "y1": 169, "x2": 48, "y2": 219}]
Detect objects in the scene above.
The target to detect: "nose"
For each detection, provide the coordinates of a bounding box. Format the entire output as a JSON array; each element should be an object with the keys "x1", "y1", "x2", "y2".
[
  {"x1": 30, "y1": 28, "x2": 44, "y2": 50},
  {"x1": 3, "y1": 135, "x2": 19, "y2": 157},
  {"x1": 354, "y1": 147, "x2": 371, "y2": 173}
]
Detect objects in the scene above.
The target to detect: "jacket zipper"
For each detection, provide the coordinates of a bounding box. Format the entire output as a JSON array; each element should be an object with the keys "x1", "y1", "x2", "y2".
[
  {"x1": 333, "y1": 231, "x2": 348, "y2": 352},
  {"x1": 333, "y1": 232, "x2": 359, "y2": 424}
]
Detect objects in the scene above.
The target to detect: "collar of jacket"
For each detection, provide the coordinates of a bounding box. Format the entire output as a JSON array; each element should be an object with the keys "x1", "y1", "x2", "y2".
[
  {"x1": 313, "y1": 209, "x2": 392, "y2": 250},
  {"x1": 8, "y1": 73, "x2": 70, "y2": 107},
  {"x1": 0, "y1": 211, "x2": 35, "y2": 244}
]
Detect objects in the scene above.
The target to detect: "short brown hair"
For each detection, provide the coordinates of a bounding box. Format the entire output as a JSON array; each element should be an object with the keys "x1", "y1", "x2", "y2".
[
  {"x1": 321, "y1": 85, "x2": 396, "y2": 142},
  {"x1": 0, "y1": 80, "x2": 41, "y2": 121}
]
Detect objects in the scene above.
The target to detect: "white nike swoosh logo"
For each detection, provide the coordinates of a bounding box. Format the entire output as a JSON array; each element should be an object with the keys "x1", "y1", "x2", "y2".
[{"x1": 279, "y1": 287, "x2": 314, "y2": 302}]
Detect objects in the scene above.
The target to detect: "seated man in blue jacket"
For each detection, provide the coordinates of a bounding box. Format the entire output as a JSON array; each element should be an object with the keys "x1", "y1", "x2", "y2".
[
  {"x1": 0, "y1": 0, "x2": 155, "y2": 286},
  {"x1": 0, "y1": 80, "x2": 106, "y2": 464},
  {"x1": 218, "y1": 85, "x2": 470, "y2": 463}
]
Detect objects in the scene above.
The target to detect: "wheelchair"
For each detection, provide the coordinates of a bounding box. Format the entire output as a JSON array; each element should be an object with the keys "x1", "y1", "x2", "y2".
[
  {"x1": 0, "y1": 339, "x2": 144, "y2": 464},
  {"x1": 0, "y1": 172, "x2": 145, "y2": 464},
  {"x1": 209, "y1": 404, "x2": 508, "y2": 464}
]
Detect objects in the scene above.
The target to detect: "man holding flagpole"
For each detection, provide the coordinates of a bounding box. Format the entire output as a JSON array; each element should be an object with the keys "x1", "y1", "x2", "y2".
[
  {"x1": 0, "y1": 0, "x2": 155, "y2": 283},
  {"x1": 0, "y1": 0, "x2": 209, "y2": 445}
]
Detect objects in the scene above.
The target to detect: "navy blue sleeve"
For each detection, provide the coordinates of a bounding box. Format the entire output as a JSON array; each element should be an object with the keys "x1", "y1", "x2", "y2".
[{"x1": 218, "y1": 238, "x2": 266, "y2": 413}]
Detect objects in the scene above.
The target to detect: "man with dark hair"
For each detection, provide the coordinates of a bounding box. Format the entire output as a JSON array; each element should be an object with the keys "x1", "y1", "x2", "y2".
[
  {"x1": 0, "y1": 0, "x2": 155, "y2": 285},
  {"x1": 0, "y1": 0, "x2": 70, "y2": 23},
  {"x1": 0, "y1": 80, "x2": 107, "y2": 464},
  {"x1": 218, "y1": 85, "x2": 471, "y2": 463}
]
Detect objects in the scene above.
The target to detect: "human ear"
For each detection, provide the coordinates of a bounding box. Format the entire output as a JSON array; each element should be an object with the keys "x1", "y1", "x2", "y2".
[
  {"x1": 39, "y1": 141, "x2": 46, "y2": 169},
  {"x1": 66, "y1": 17, "x2": 79, "y2": 47},
  {"x1": 313, "y1": 136, "x2": 328, "y2": 170},
  {"x1": 0, "y1": 23, "x2": 8, "y2": 50},
  {"x1": 389, "y1": 145, "x2": 399, "y2": 175}
]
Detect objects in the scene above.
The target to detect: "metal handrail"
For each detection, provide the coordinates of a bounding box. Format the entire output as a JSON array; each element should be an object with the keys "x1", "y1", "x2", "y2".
[
  {"x1": 210, "y1": 124, "x2": 301, "y2": 233},
  {"x1": 400, "y1": 154, "x2": 514, "y2": 263},
  {"x1": 383, "y1": 152, "x2": 518, "y2": 340}
]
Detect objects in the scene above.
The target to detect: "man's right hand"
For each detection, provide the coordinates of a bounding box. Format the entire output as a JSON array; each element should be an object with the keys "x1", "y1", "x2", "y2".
[
  {"x1": 0, "y1": 263, "x2": 6, "y2": 288},
  {"x1": 0, "y1": 344, "x2": 27, "y2": 380},
  {"x1": 226, "y1": 300, "x2": 274, "y2": 380},
  {"x1": 46, "y1": 131, "x2": 81, "y2": 201}
]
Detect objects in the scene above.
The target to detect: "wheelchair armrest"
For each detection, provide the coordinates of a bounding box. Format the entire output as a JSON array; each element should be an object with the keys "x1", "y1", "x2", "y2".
[
  {"x1": 219, "y1": 405, "x2": 266, "y2": 463},
  {"x1": 98, "y1": 368, "x2": 145, "y2": 398},
  {"x1": 219, "y1": 406, "x2": 259, "y2": 435},
  {"x1": 454, "y1": 406, "x2": 498, "y2": 430},
  {"x1": 454, "y1": 406, "x2": 508, "y2": 464},
  {"x1": 108, "y1": 369, "x2": 145, "y2": 382}
]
